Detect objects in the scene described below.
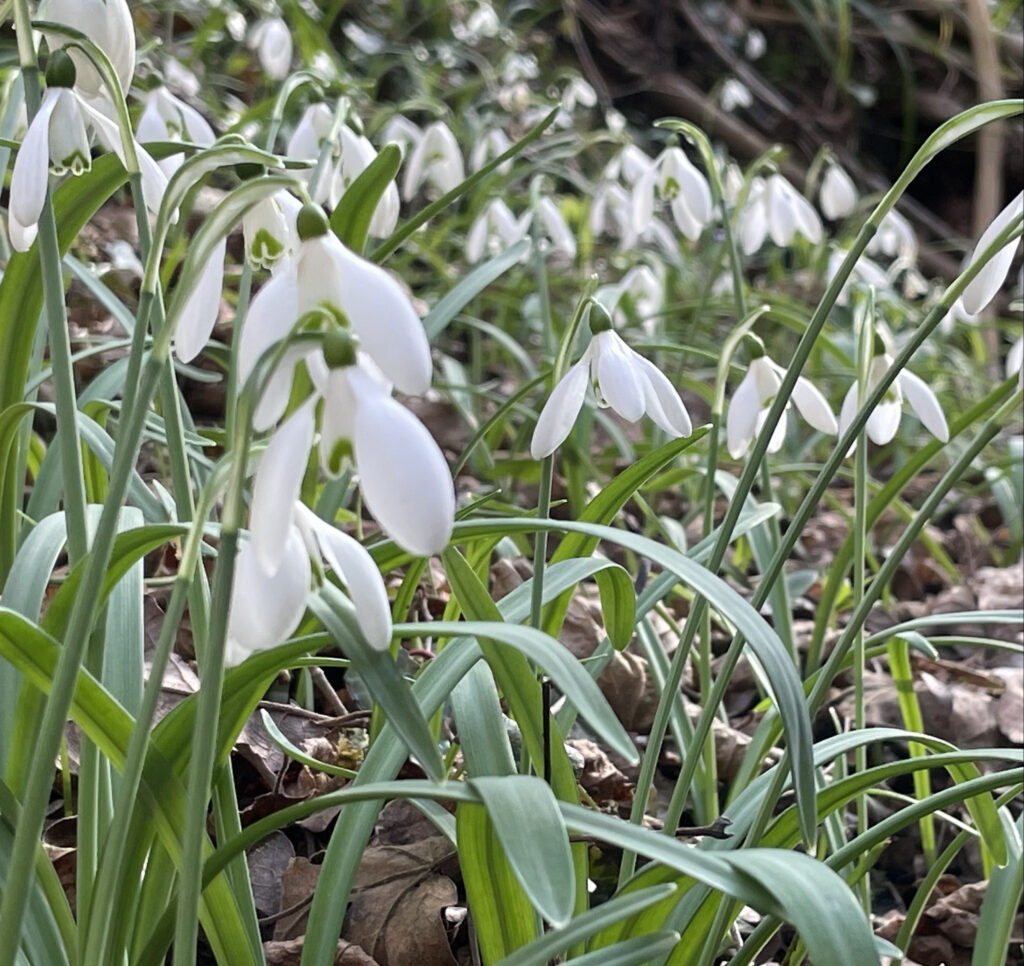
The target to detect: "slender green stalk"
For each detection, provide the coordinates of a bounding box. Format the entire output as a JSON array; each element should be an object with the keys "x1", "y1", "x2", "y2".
[
  {"x1": 12, "y1": 1, "x2": 87, "y2": 564},
  {"x1": 851, "y1": 298, "x2": 873, "y2": 910}
]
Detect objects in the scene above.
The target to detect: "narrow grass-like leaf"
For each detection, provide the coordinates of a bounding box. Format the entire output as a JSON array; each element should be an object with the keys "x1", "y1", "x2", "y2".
[
  {"x1": 473, "y1": 775, "x2": 575, "y2": 928},
  {"x1": 496, "y1": 884, "x2": 678, "y2": 966},
  {"x1": 593, "y1": 566, "x2": 636, "y2": 650},
  {"x1": 972, "y1": 809, "x2": 1022, "y2": 966},
  {"x1": 457, "y1": 801, "x2": 540, "y2": 963},
  {"x1": 563, "y1": 932, "x2": 680, "y2": 966},
  {"x1": 424, "y1": 240, "x2": 531, "y2": 339},
  {"x1": 259, "y1": 709, "x2": 358, "y2": 779},
  {"x1": 450, "y1": 662, "x2": 516, "y2": 777},
  {"x1": 329, "y1": 143, "x2": 402, "y2": 253}
]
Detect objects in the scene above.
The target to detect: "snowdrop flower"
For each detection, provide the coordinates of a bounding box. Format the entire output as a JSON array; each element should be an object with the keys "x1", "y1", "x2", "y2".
[
  {"x1": 603, "y1": 144, "x2": 652, "y2": 187},
  {"x1": 1007, "y1": 338, "x2": 1023, "y2": 381},
  {"x1": 227, "y1": 491, "x2": 393, "y2": 664},
  {"x1": 745, "y1": 29, "x2": 767, "y2": 60},
  {"x1": 720, "y1": 78, "x2": 752, "y2": 112},
  {"x1": 316, "y1": 343, "x2": 455, "y2": 556},
  {"x1": 738, "y1": 175, "x2": 822, "y2": 255},
  {"x1": 238, "y1": 203, "x2": 432, "y2": 425},
  {"x1": 38, "y1": 0, "x2": 135, "y2": 102},
  {"x1": 590, "y1": 182, "x2": 637, "y2": 248},
  {"x1": 531, "y1": 313, "x2": 692, "y2": 459},
  {"x1": 401, "y1": 121, "x2": 464, "y2": 200},
  {"x1": 726, "y1": 348, "x2": 837, "y2": 459},
  {"x1": 135, "y1": 85, "x2": 215, "y2": 177},
  {"x1": 242, "y1": 189, "x2": 301, "y2": 271},
  {"x1": 329, "y1": 125, "x2": 401, "y2": 236},
  {"x1": 535, "y1": 196, "x2": 577, "y2": 260},
  {"x1": 466, "y1": 198, "x2": 530, "y2": 263},
  {"x1": 827, "y1": 248, "x2": 893, "y2": 306},
  {"x1": 380, "y1": 115, "x2": 423, "y2": 159},
  {"x1": 960, "y1": 192, "x2": 1023, "y2": 315},
  {"x1": 633, "y1": 147, "x2": 712, "y2": 241},
  {"x1": 250, "y1": 17, "x2": 293, "y2": 80},
  {"x1": 554, "y1": 75, "x2": 597, "y2": 126},
  {"x1": 868, "y1": 209, "x2": 917, "y2": 263},
  {"x1": 838, "y1": 350, "x2": 948, "y2": 449},
  {"x1": 9, "y1": 51, "x2": 165, "y2": 251},
  {"x1": 286, "y1": 102, "x2": 336, "y2": 205},
  {"x1": 469, "y1": 127, "x2": 512, "y2": 174},
  {"x1": 819, "y1": 162, "x2": 857, "y2": 220}
]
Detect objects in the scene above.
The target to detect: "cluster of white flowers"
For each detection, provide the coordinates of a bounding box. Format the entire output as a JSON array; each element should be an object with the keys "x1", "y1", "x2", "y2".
[
  {"x1": 8, "y1": 0, "x2": 166, "y2": 251},
  {"x1": 225, "y1": 203, "x2": 455, "y2": 663}
]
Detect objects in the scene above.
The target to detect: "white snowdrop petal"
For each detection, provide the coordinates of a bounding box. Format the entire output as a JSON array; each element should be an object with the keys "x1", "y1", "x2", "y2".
[
  {"x1": 738, "y1": 199, "x2": 767, "y2": 256},
  {"x1": 670, "y1": 196, "x2": 703, "y2": 242},
  {"x1": 866, "y1": 398, "x2": 902, "y2": 446},
  {"x1": 767, "y1": 178, "x2": 796, "y2": 247},
  {"x1": 252, "y1": 343, "x2": 311, "y2": 432},
  {"x1": 237, "y1": 264, "x2": 299, "y2": 389},
  {"x1": 296, "y1": 505, "x2": 393, "y2": 650},
  {"x1": 766, "y1": 407, "x2": 788, "y2": 453},
  {"x1": 632, "y1": 354, "x2": 692, "y2": 437},
  {"x1": 726, "y1": 370, "x2": 761, "y2": 459},
  {"x1": 352, "y1": 376, "x2": 454, "y2": 556},
  {"x1": 326, "y1": 241, "x2": 433, "y2": 395},
  {"x1": 790, "y1": 376, "x2": 838, "y2": 434},
  {"x1": 9, "y1": 89, "x2": 61, "y2": 250},
  {"x1": 250, "y1": 403, "x2": 315, "y2": 574},
  {"x1": 225, "y1": 529, "x2": 310, "y2": 665},
  {"x1": 530, "y1": 359, "x2": 590, "y2": 459},
  {"x1": 820, "y1": 164, "x2": 857, "y2": 220},
  {"x1": 899, "y1": 368, "x2": 949, "y2": 442},
  {"x1": 631, "y1": 167, "x2": 657, "y2": 234},
  {"x1": 1008, "y1": 337, "x2": 1024, "y2": 378},
  {"x1": 39, "y1": 0, "x2": 136, "y2": 99},
  {"x1": 174, "y1": 237, "x2": 226, "y2": 363},
  {"x1": 319, "y1": 368, "x2": 358, "y2": 477},
  {"x1": 838, "y1": 382, "x2": 859, "y2": 454},
  {"x1": 595, "y1": 333, "x2": 645, "y2": 422},
  {"x1": 961, "y1": 192, "x2": 1024, "y2": 315}
]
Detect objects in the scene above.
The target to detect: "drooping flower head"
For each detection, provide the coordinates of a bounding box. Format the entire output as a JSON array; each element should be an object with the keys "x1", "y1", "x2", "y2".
[
  {"x1": 632, "y1": 146, "x2": 712, "y2": 242},
  {"x1": 960, "y1": 192, "x2": 1024, "y2": 315},
  {"x1": 531, "y1": 307, "x2": 692, "y2": 459},
  {"x1": 726, "y1": 338, "x2": 838, "y2": 459},
  {"x1": 135, "y1": 84, "x2": 215, "y2": 177},
  {"x1": 819, "y1": 162, "x2": 857, "y2": 220},
  {"x1": 237, "y1": 203, "x2": 432, "y2": 425},
  {"x1": 38, "y1": 0, "x2": 136, "y2": 102},
  {"x1": 401, "y1": 121, "x2": 464, "y2": 200},
  {"x1": 250, "y1": 17, "x2": 293, "y2": 81},
  {"x1": 738, "y1": 174, "x2": 822, "y2": 255},
  {"x1": 838, "y1": 337, "x2": 948, "y2": 451}
]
